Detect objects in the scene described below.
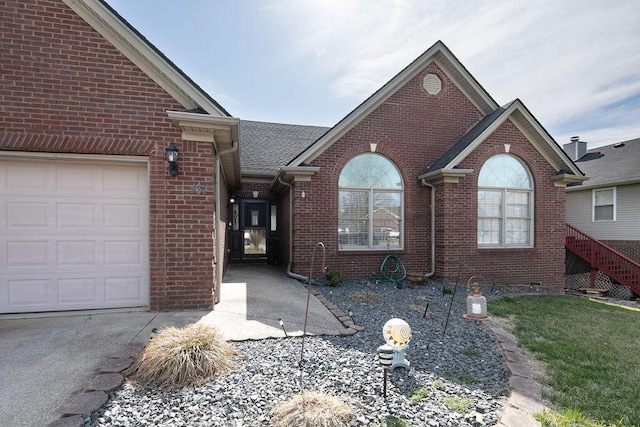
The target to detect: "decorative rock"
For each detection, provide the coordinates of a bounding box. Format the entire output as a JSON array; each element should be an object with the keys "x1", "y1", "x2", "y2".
[
  {"x1": 87, "y1": 373, "x2": 125, "y2": 391},
  {"x1": 63, "y1": 391, "x2": 108, "y2": 415}
]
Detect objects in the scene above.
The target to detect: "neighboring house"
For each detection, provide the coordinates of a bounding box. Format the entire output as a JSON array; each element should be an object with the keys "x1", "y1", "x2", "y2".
[
  {"x1": 1, "y1": 0, "x2": 586, "y2": 314},
  {"x1": 565, "y1": 137, "x2": 640, "y2": 263}
]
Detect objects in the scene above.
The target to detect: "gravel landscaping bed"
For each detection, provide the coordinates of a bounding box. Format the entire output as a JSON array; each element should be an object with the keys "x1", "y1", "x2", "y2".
[{"x1": 85, "y1": 279, "x2": 512, "y2": 426}]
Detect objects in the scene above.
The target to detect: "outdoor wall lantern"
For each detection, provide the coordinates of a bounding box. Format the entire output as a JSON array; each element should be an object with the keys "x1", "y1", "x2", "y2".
[{"x1": 165, "y1": 142, "x2": 179, "y2": 176}]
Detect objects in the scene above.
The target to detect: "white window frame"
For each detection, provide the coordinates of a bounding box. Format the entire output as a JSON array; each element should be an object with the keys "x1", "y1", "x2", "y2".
[
  {"x1": 592, "y1": 187, "x2": 616, "y2": 222},
  {"x1": 478, "y1": 154, "x2": 534, "y2": 249},
  {"x1": 338, "y1": 154, "x2": 404, "y2": 251}
]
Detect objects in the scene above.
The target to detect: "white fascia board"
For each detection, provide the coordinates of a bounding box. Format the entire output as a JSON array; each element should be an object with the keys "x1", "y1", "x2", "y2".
[
  {"x1": 446, "y1": 100, "x2": 585, "y2": 179},
  {"x1": 432, "y1": 49, "x2": 497, "y2": 116},
  {"x1": 63, "y1": 0, "x2": 227, "y2": 116},
  {"x1": 167, "y1": 111, "x2": 240, "y2": 131},
  {"x1": 507, "y1": 103, "x2": 584, "y2": 177},
  {"x1": 288, "y1": 42, "x2": 498, "y2": 167},
  {"x1": 418, "y1": 168, "x2": 474, "y2": 184}
]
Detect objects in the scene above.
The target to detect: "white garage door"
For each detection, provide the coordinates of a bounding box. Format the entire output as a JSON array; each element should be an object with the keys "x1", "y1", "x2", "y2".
[{"x1": 0, "y1": 156, "x2": 149, "y2": 314}]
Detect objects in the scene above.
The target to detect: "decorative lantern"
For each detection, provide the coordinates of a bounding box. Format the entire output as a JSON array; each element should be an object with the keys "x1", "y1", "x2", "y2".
[
  {"x1": 466, "y1": 285, "x2": 488, "y2": 319},
  {"x1": 381, "y1": 318, "x2": 411, "y2": 370}
]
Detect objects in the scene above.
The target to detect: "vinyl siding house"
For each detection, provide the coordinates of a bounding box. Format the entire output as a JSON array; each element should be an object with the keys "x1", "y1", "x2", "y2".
[
  {"x1": 565, "y1": 137, "x2": 640, "y2": 263},
  {"x1": 1, "y1": 0, "x2": 586, "y2": 314}
]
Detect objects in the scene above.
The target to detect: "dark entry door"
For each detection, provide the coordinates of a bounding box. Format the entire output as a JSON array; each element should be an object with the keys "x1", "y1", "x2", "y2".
[
  {"x1": 229, "y1": 199, "x2": 269, "y2": 262},
  {"x1": 242, "y1": 201, "x2": 267, "y2": 259}
]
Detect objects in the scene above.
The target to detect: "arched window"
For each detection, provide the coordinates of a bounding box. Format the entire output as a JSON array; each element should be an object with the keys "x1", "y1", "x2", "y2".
[
  {"x1": 478, "y1": 154, "x2": 533, "y2": 247},
  {"x1": 338, "y1": 153, "x2": 403, "y2": 250}
]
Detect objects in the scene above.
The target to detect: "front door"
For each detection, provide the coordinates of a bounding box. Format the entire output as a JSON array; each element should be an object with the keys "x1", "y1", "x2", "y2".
[{"x1": 229, "y1": 199, "x2": 270, "y2": 262}]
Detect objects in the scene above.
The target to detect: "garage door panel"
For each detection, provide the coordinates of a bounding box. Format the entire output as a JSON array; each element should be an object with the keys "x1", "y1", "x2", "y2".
[
  {"x1": 104, "y1": 203, "x2": 143, "y2": 229},
  {"x1": 56, "y1": 166, "x2": 95, "y2": 192},
  {"x1": 56, "y1": 203, "x2": 96, "y2": 228},
  {"x1": 7, "y1": 278, "x2": 50, "y2": 306},
  {"x1": 57, "y1": 241, "x2": 98, "y2": 267},
  {"x1": 1, "y1": 158, "x2": 149, "y2": 313},
  {"x1": 105, "y1": 277, "x2": 143, "y2": 302},
  {"x1": 6, "y1": 241, "x2": 49, "y2": 267},
  {"x1": 104, "y1": 240, "x2": 143, "y2": 265},
  {"x1": 103, "y1": 167, "x2": 144, "y2": 195},
  {"x1": 58, "y1": 278, "x2": 97, "y2": 303},
  {"x1": 6, "y1": 163, "x2": 47, "y2": 192},
  {"x1": 6, "y1": 201, "x2": 48, "y2": 229}
]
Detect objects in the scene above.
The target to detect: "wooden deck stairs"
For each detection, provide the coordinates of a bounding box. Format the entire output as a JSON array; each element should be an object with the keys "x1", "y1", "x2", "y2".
[{"x1": 566, "y1": 224, "x2": 640, "y2": 297}]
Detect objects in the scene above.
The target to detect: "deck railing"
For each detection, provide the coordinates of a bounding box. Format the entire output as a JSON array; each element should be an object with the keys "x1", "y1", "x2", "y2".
[{"x1": 566, "y1": 224, "x2": 640, "y2": 296}]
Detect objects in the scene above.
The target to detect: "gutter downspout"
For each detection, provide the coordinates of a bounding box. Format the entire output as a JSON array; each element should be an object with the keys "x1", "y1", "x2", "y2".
[
  {"x1": 422, "y1": 180, "x2": 436, "y2": 278},
  {"x1": 215, "y1": 140, "x2": 238, "y2": 305},
  {"x1": 278, "y1": 177, "x2": 308, "y2": 282}
]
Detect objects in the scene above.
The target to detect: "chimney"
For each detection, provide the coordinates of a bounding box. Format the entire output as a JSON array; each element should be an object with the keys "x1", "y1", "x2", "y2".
[{"x1": 562, "y1": 136, "x2": 587, "y2": 161}]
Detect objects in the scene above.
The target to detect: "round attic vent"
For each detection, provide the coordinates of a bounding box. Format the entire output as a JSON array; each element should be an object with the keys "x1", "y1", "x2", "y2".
[{"x1": 423, "y1": 73, "x2": 442, "y2": 95}]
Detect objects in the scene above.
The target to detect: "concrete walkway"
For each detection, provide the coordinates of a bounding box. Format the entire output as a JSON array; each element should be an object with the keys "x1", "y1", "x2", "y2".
[{"x1": 199, "y1": 264, "x2": 348, "y2": 340}]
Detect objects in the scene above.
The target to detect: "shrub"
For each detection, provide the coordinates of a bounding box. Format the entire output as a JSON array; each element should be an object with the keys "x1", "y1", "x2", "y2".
[
  {"x1": 383, "y1": 416, "x2": 409, "y2": 426},
  {"x1": 272, "y1": 390, "x2": 354, "y2": 427},
  {"x1": 409, "y1": 387, "x2": 430, "y2": 403},
  {"x1": 125, "y1": 323, "x2": 237, "y2": 388},
  {"x1": 325, "y1": 269, "x2": 343, "y2": 287},
  {"x1": 443, "y1": 286, "x2": 455, "y2": 294},
  {"x1": 443, "y1": 397, "x2": 473, "y2": 414}
]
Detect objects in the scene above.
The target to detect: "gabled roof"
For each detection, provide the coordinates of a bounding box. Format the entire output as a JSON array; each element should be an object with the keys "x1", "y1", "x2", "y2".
[
  {"x1": 418, "y1": 99, "x2": 586, "y2": 186},
  {"x1": 63, "y1": 0, "x2": 230, "y2": 116},
  {"x1": 567, "y1": 137, "x2": 640, "y2": 190},
  {"x1": 286, "y1": 41, "x2": 499, "y2": 168},
  {"x1": 241, "y1": 121, "x2": 329, "y2": 177},
  {"x1": 62, "y1": 0, "x2": 243, "y2": 189}
]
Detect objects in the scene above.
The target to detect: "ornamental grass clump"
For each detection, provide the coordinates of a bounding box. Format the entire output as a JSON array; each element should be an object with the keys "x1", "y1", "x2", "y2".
[
  {"x1": 125, "y1": 323, "x2": 237, "y2": 388},
  {"x1": 272, "y1": 390, "x2": 354, "y2": 427}
]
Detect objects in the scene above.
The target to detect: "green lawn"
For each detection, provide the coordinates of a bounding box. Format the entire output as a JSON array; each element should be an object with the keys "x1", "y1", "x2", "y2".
[{"x1": 489, "y1": 295, "x2": 640, "y2": 427}]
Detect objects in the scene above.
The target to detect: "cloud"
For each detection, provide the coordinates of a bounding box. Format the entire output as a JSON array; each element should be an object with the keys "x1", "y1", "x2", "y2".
[{"x1": 272, "y1": 0, "x2": 640, "y2": 140}]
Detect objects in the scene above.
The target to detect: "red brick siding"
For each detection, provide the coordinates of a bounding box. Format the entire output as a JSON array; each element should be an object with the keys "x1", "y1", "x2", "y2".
[
  {"x1": 1, "y1": 0, "x2": 218, "y2": 310},
  {"x1": 288, "y1": 63, "x2": 566, "y2": 291},
  {"x1": 439, "y1": 120, "x2": 567, "y2": 290},
  {"x1": 290, "y1": 64, "x2": 483, "y2": 278}
]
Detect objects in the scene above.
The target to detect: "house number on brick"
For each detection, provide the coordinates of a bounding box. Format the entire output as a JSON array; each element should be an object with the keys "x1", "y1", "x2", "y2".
[{"x1": 191, "y1": 184, "x2": 209, "y2": 194}]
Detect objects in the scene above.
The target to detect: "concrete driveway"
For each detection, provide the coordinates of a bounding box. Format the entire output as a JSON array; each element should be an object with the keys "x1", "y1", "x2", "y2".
[{"x1": 0, "y1": 265, "x2": 346, "y2": 426}]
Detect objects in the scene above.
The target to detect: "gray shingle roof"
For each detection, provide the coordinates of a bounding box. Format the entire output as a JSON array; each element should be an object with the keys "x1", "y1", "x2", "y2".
[
  {"x1": 574, "y1": 137, "x2": 640, "y2": 188},
  {"x1": 422, "y1": 103, "x2": 511, "y2": 174},
  {"x1": 240, "y1": 120, "x2": 330, "y2": 175}
]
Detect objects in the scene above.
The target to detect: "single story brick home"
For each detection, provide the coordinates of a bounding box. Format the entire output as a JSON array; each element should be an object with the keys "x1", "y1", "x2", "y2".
[{"x1": 0, "y1": 0, "x2": 586, "y2": 314}]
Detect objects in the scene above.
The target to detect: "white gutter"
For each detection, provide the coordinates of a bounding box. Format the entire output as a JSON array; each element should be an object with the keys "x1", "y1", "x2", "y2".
[
  {"x1": 278, "y1": 177, "x2": 309, "y2": 282},
  {"x1": 215, "y1": 140, "x2": 238, "y2": 304},
  {"x1": 421, "y1": 181, "x2": 436, "y2": 278}
]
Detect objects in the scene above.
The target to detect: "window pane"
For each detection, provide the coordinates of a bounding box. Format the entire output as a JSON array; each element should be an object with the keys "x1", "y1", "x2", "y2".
[
  {"x1": 506, "y1": 219, "x2": 529, "y2": 245},
  {"x1": 595, "y1": 189, "x2": 613, "y2": 206},
  {"x1": 373, "y1": 192, "x2": 401, "y2": 249},
  {"x1": 478, "y1": 154, "x2": 531, "y2": 188},
  {"x1": 339, "y1": 190, "x2": 369, "y2": 248},
  {"x1": 506, "y1": 192, "x2": 529, "y2": 218},
  {"x1": 594, "y1": 205, "x2": 614, "y2": 221},
  {"x1": 478, "y1": 218, "x2": 500, "y2": 244},
  {"x1": 339, "y1": 153, "x2": 402, "y2": 189},
  {"x1": 478, "y1": 191, "x2": 502, "y2": 217}
]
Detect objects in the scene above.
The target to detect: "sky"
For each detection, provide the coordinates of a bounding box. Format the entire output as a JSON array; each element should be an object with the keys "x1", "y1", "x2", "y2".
[{"x1": 104, "y1": 0, "x2": 640, "y2": 149}]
